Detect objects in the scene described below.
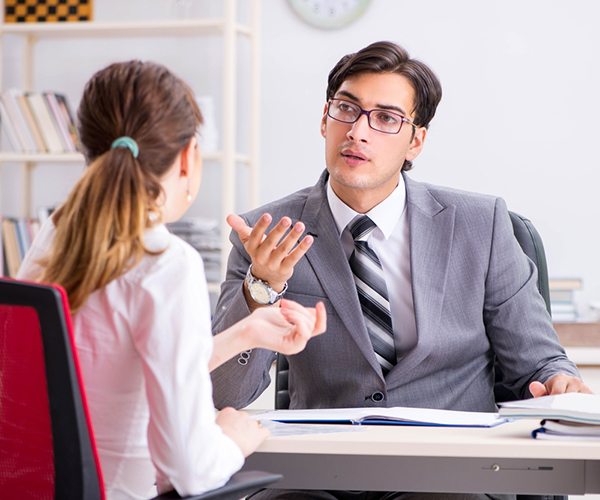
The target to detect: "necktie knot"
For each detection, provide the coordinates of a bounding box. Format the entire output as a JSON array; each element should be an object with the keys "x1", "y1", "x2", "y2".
[{"x1": 348, "y1": 215, "x2": 376, "y2": 242}]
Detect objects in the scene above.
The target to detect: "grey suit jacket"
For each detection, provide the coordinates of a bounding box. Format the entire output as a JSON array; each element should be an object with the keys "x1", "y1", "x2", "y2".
[{"x1": 211, "y1": 171, "x2": 579, "y2": 412}]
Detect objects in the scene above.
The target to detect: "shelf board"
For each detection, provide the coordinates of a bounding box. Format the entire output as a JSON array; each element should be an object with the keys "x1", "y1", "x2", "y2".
[
  {"x1": 0, "y1": 152, "x2": 85, "y2": 163},
  {"x1": 0, "y1": 150, "x2": 231, "y2": 163},
  {"x1": 0, "y1": 19, "x2": 252, "y2": 39}
]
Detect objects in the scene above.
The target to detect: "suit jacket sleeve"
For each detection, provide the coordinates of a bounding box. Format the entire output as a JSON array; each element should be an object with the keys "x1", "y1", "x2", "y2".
[
  {"x1": 210, "y1": 217, "x2": 277, "y2": 410},
  {"x1": 483, "y1": 198, "x2": 580, "y2": 398}
]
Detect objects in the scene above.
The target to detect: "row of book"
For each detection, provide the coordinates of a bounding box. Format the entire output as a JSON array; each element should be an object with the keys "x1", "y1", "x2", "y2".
[
  {"x1": 549, "y1": 277, "x2": 582, "y2": 323},
  {"x1": 166, "y1": 217, "x2": 221, "y2": 285},
  {"x1": 1, "y1": 217, "x2": 41, "y2": 278},
  {"x1": 0, "y1": 89, "x2": 80, "y2": 154},
  {"x1": 1, "y1": 207, "x2": 52, "y2": 277},
  {"x1": 1, "y1": 214, "x2": 222, "y2": 281}
]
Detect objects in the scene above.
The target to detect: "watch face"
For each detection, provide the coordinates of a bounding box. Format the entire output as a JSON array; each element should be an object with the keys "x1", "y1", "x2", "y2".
[
  {"x1": 249, "y1": 282, "x2": 271, "y2": 304},
  {"x1": 287, "y1": 0, "x2": 371, "y2": 30}
]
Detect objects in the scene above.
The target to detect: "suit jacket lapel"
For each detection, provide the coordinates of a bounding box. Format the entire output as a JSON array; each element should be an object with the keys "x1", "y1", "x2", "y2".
[
  {"x1": 390, "y1": 173, "x2": 456, "y2": 376},
  {"x1": 300, "y1": 171, "x2": 384, "y2": 378}
]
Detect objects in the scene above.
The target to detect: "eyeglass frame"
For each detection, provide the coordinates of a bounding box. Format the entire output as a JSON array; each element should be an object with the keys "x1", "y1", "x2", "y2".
[{"x1": 326, "y1": 98, "x2": 417, "y2": 135}]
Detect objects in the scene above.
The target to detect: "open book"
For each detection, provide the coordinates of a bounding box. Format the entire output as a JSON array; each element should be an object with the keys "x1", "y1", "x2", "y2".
[
  {"x1": 254, "y1": 406, "x2": 508, "y2": 428},
  {"x1": 498, "y1": 393, "x2": 600, "y2": 424}
]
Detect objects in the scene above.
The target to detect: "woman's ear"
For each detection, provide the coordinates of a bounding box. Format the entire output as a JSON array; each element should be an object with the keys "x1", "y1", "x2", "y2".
[{"x1": 180, "y1": 136, "x2": 197, "y2": 178}]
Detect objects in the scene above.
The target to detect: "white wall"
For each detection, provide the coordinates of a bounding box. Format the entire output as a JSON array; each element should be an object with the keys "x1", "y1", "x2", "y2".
[
  {"x1": 260, "y1": 0, "x2": 600, "y2": 318},
  {"x1": 2, "y1": 0, "x2": 600, "y2": 316}
]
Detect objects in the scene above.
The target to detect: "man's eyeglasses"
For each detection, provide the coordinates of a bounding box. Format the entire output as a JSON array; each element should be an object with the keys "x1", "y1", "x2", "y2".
[{"x1": 327, "y1": 98, "x2": 415, "y2": 134}]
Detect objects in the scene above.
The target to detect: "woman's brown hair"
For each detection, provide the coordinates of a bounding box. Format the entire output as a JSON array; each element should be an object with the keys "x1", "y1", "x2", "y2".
[{"x1": 39, "y1": 60, "x2": 203, "y2": 313}]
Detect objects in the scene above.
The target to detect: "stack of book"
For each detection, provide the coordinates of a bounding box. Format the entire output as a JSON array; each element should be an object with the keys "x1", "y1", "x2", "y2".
[
  {"x1": 166, "y1": 218, "x2": 221, "y2": 284},
  {"x1": 549, "y1": 278, "x2": 582, "y2": 322},
  {"x1": 499, "y1": 393, "x2": 600, "y2": 441},
  {"x1": 1, "y1": 217, "x2": 41, "y2": 277},
  {"x1": 0, "y1": 89, "x2": 79, "y2": 153}
]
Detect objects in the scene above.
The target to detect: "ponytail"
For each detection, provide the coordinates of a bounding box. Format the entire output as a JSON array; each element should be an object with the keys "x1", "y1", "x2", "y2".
[
  {"x1": 39, "y1": 147, "x2": 162, "y2": 314},
  {"x1": 36, "y1": 60, "x2": 202, "y2": 313}
]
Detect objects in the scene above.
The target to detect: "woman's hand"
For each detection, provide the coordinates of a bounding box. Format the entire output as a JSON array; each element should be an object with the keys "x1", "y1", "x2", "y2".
[
  {"x1": 243, "y1": 299, "x2": 327, "y2": 355},
  {"x1": 216, "y1": 407, "x2": 270, "y2": 457},
  {"x1": 210, "y1": 299, "x2": 327, "y2": 371}
]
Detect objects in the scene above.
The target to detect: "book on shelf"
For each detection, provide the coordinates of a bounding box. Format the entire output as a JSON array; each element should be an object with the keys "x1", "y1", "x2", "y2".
[
  {"x1": 549, "y1": 278, "x2": 583, "y2": 291},
  {"x1": 2, "y1": 90, "x2": 37, "y2": 152},
  {"x1": 1, "y1": 219, "x2": 21, "y2": 278},
  {"x1": 55, "y1": 94, "x2": 80, "y2": 151},
  {"x1": 44, "y1": 92, "x2": 76, "y2": 152},
  {"x1": 1, "y1": 217, "x2": 41, "y2": 278},
  {"x1": 0, "y1": 99, "x2": 22, "y2": 151},
  {"x1": 15, "y1": 93, "x2": 47, "y2": 153},
  {"x1": 25, "y1": 92, "x2": 65, "y2": 154}
]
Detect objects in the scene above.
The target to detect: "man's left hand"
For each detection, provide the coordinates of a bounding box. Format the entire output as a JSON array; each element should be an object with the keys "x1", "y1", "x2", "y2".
[{"x1": 529, "y1": 373, "x2": 594, "y2": 397}]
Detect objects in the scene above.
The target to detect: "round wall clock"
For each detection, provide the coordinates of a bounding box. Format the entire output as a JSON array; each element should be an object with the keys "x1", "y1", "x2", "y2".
[{"x1": 287, "y1": 0, "x2": 372, "y2": 30}]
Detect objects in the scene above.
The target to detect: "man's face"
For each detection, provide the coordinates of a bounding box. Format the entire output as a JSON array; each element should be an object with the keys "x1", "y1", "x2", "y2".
[{"x1": 321, "y1": 72, "x2": 426, "y2": 211}]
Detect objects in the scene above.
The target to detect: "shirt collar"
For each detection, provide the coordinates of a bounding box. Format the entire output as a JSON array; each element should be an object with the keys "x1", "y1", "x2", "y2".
[{"x1": 326, "y1": 174, "x2": 407, "y2": 240}]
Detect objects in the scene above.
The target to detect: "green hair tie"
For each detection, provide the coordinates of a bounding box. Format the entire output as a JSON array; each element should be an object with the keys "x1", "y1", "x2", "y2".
[{"x1": 111, "y1": 136, "x2": 139, "y2": 158}]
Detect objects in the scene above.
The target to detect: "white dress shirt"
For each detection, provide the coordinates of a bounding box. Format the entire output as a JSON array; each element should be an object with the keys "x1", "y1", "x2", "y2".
[
  {"x1": 18, "y1": 220, "x2": 244, "y2": 500},
  {"x1": 326, "y1": 176, "x2": 418, "y2": 357}
]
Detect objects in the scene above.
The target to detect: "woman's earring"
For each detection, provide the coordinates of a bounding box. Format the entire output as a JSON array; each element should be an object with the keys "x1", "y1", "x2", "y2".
[{"x1": 187, "y1": 178, "x2": 192, "y2": 202}]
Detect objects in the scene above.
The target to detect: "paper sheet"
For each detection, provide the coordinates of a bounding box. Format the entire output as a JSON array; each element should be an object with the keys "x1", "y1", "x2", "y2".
[{"x1": 257, "y1": 419, "x2": 365, "y2": 437}]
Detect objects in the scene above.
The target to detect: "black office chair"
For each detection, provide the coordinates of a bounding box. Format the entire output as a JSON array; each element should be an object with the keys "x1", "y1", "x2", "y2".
[
  {"x1": 274, "y1": 211, "x2": 565, "y2": 500},
  {"x1": 0, "y1": 278, "x2": 281, "y2": 499}
]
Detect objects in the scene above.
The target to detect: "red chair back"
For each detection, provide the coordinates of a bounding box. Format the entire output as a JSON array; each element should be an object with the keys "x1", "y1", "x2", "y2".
[{"x1": 0, "y1": 279, "x2": 104, "y2": 500}]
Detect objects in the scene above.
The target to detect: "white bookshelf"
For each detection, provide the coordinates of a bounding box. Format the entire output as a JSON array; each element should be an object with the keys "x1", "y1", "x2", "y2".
[{"x1": 0, "y1": 0, "x2": 261, "y2": 281}]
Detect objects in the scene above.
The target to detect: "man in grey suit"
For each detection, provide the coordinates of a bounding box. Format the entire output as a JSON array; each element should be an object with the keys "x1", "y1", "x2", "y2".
[{"x1": 211, "y1": 41, "x2": 590, "y2": 500}]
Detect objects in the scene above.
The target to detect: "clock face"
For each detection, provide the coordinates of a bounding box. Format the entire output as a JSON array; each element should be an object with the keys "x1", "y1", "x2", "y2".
[
  {"x1": 287, "y1": 0, "x2": 372, "y2": 30},
  {"x1": 249, "y1": 283, "x2": 271, "y2": 304}
]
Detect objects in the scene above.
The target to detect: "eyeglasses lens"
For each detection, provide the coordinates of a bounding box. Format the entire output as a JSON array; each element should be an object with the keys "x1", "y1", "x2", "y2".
[{"x1": 328, "y1": 99, "x2": 403, "y2": 134}]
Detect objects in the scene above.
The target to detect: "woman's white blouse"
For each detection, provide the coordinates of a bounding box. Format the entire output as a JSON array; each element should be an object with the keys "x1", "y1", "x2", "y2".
[{"x1": 18, "y1": 220, "x2": 244, "y2": 500}]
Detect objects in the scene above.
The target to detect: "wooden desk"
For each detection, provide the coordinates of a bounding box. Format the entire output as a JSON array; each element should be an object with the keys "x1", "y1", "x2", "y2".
[
  {"x1": 242, "y1": 419, "x2": 600, "y2": 495},
  {"x1": 555, "y1": 322, "x2": 600, "y2": 347}
]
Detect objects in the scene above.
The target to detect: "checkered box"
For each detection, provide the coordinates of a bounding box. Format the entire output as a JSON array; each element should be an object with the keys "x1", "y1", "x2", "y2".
[{"x1": 5, "y1": 0, "x2": 94, "y2": 23}]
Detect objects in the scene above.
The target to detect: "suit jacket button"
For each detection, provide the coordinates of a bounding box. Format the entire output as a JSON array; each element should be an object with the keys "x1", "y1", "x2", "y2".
[{"x1": 371, "y1": 391, "x2": 384, "y2": 402}]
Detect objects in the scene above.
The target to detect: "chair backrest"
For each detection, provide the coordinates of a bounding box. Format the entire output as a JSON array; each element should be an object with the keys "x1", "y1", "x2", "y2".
[
  {"x1": 508, "y1": 211, "x2": 551, "y2": 314},
  {"x1": 493, "y1": 212, "x2": 552, "y2": 403},
  {"x1": 274, "y1": 210, "x2": 552, "y2": 410},
  {"x1": 0, "y1": 279, "x2": 104, "y2": 500}
]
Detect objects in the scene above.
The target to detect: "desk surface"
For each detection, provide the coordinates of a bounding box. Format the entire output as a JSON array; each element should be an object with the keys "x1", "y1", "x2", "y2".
[{"x1": 243, "y1": 419, "x2": 600, "y2": 495}]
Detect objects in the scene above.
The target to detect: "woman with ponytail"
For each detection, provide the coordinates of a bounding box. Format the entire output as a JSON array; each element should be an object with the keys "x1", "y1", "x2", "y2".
[{"x1": 17, "y1": 61, "x2": 326, "y2": 500}]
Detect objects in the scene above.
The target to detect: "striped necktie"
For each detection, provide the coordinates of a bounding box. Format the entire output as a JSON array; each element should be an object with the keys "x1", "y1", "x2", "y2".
[{"x1": 348, "y1": 215, "x2": 396, "y2": 375}]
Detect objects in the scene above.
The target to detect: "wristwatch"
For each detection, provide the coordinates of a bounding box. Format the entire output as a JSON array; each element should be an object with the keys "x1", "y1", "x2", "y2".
[{"x1": 245, "y1": 264, "x2": 288, "y2": 305}]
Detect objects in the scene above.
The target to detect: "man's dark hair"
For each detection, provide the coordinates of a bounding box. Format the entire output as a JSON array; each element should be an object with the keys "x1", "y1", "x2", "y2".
[{"x1": 326, "y1": 41, "x2": 442, "y2": 170}]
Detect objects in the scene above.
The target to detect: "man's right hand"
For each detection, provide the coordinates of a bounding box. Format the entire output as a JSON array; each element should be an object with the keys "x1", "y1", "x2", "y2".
[
  {"x1": 227, "y1": 213, "x2": 314, "y2": 309},
  {"x1": 216, "y1": 407, "x2": 270, "y2": 458}
]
